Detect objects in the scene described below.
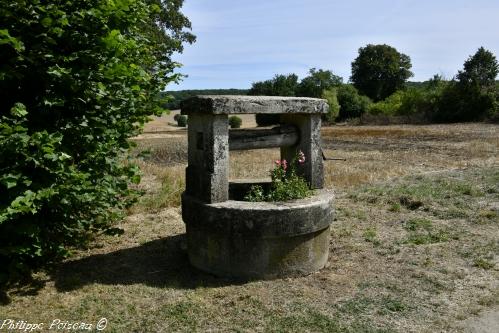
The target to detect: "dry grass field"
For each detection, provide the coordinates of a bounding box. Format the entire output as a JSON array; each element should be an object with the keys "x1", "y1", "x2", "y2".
[{"x1": 1, "y1": 122, "x2": 498, "y2": 332}]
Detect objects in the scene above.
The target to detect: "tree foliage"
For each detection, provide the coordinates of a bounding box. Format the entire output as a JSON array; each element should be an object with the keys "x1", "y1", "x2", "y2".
[
  {"x1": 435, "y1": 47, "x2": 498, "y2": 122},
  {"x1": 321, "y1": 88, "x2": 340, "y2": 122},
  {"x1": 350, "y1": 44, "x2": 413, "y2": 101},
  {"x1": 249, "y1": 70, "x2": 343, "y2": 125},
  {"x1": 0, "y1": 0, "x2": 193, "y2": 287},
  {"x1": 456, "y1": 47, "x2": 498, "y2": 87},
  {"x1": 297, "y1": 68, "x2": 343, "y2": 98},
  {"x1": 336, "y1": 85, "x2": 371, "y2": 120},
  {"x1": 367, "y1": 78, "x2": 448, "y2": 120},
  {"x1": 368, "y1": 91, "x2": 404, "y2": 115},
  {"x1": 248, "y1": 74, "x2": 299, "y2": 97},
  {"x1": 248, "y1": 74, "x2": 299, "y2": 126}
]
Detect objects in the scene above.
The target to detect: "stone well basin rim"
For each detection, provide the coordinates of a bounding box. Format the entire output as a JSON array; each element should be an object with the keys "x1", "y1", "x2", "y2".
[{"x1": 181, "y1": 189, "x2": 335, "y2": 239}]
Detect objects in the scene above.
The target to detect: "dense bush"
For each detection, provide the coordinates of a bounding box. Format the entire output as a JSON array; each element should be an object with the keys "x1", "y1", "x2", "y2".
[
  {"x1": 435, "y1": 82, "x2": 497, "y2": 122},
  {"x1": 365, "y1": 76, "x2": 450, "y2": 121},
  {"x1": 336, "y1": 85, "x2": 371, "y2": 120},
  {"x1": 368, "y1": 91, "x2": 404, "y2": 115},
  {"x1": 176, "y1": 115, "x2": 188, "y2": 127},
  {"x1": 321, "y1": 88, "x2": 340, "y2": 122},
  {"x1": 399, "y1": 78, "x2": 449, "y2": 119},
  {"x1": 229, "y1": 116, "x2": 242, "y2": 128},
  {"x1": 0, "y1": 0, "x2": 193, "y2": 287}
]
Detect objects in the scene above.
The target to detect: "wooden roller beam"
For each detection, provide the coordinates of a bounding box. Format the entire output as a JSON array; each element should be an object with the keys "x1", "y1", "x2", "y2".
[{"x1": 229, "y1": 125, "x2": 299, "y2": 150}]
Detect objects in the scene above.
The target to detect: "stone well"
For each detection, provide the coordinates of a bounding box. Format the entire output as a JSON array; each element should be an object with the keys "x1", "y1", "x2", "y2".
[{"x1": 180, "y1": 95, "x2": 335, "y2": 279}]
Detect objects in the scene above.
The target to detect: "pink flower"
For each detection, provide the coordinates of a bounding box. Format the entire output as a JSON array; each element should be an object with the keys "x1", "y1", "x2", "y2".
[
  {"x1": 282, "y1": 159, "x2": 287, "y2": 170},
  {"x1": 298, "y1": 150, "x2": 306, "y2": 164},
  {"x1": 275, "y1": 160, "x2": 281, "y2": 166}
]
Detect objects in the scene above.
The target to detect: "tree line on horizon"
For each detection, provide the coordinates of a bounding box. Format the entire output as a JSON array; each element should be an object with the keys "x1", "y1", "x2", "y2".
[
  {"x1": 250, "y1": 44, "x2": 499, "y2": 124},
  {"x1": 166, "y1": 44, "x2": 499, "y2": 125}
]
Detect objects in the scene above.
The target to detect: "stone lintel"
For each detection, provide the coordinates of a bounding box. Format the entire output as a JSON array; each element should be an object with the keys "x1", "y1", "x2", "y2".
[{"x1": 181, "y1": 95, "x2": 329, "y2": 115}]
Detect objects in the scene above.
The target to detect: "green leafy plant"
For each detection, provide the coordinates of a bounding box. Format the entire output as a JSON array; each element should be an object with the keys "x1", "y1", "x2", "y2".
[
  {"x1": 176, "y1": 115, "x2": 188, "y2": 127},
  {"x1": 321, "y1": 88, "x2": 340, "y2": 123},
  {"x1": 474, "y1": 258, "x2": 494, "y2": 270},
  {"x1": 403, "y1": 218, "x2": 450, "y2": 245},
  {"x1": 244, "y1": 151, "x2": 311, "y2": 202},
  {"x1": 363, "y1": 227, "x2": 380, "y2": 246},
  {"x1": 229, "y1": 116, "x2": 242, "y2": 128},
  {"x1": 368, "y1": 90, "x2": 404, "y2": 115},
  {"x1": 0, "y1": 0, "x2": 194, "y2": 288},
  {"x1": 336, "y1": 84, "x2": 371, "y2": 120}
]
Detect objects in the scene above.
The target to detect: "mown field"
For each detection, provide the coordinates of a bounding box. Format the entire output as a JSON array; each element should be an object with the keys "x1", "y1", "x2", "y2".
[{"x1": 1, "y1": 123, "x2": 498, "y2": 332}]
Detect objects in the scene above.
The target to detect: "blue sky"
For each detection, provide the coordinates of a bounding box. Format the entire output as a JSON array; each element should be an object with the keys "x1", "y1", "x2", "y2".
[{"x1": 169, "y1": 0, "x2": 499, "y2": 90}]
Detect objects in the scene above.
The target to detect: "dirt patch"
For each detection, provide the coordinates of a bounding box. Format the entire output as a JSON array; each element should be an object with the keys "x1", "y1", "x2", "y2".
[{"x1": 461, "y1": 308, "x2": 499, "y2": 333}]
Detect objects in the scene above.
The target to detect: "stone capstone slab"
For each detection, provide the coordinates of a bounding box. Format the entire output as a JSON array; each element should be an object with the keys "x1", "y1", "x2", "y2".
[{"x1": 181, "y1": 95, "x2": 329, "y2": 115}]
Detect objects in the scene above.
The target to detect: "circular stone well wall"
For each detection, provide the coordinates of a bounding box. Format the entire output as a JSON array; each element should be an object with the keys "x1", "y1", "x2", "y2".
[
  {"x1": 180, "y1": 95, "x2": 334, "y2": 279},
  {"x1": 182, "y1": 189, "x2": 334, "y2": 279}
]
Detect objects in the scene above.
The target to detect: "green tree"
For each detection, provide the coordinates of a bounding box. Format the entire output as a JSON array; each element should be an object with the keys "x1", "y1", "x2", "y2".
[
  {"x1": 336, "y1": 85, "x2": 371, "y2": 120},
  {"x1": 297, "y1": 68, "x2": 343, "y2": 98},
  {"x1": 456, "y1": 47, "x2": 498, "y2": 87},
  {"x1": 0, "y1": 0, "x2": 194, "y2": 287},
  {"x1": 350, "y1": 44, "x2": 413, "y2": 101},
  {"x1": 248, "y1": 74, "x2": 299, "y2": 96},
  {"x1": 248, "y1": 74, "x2": 299, "y2": 126},
  {"x1": 436, "y1": 48, "x2": 498, "y2": 122}
]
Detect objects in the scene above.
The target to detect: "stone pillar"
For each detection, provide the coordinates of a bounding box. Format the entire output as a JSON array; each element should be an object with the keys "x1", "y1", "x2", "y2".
[
  {"x1": 185, "y1": 113, "x2": 229, "y2": 203},
  {"x1": 280, "y1": 114, "x2": 324, "y2": 189}
]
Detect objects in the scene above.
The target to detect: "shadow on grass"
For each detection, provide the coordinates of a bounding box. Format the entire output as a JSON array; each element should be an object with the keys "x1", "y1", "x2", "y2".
[{"x1": 53, "y1": 234, "x2": 242, "y2": 292}]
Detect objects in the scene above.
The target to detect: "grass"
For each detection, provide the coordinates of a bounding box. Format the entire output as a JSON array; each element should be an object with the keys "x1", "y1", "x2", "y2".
[
  {"x1": 129, "y1": 161, "x2": 185, "y2": 213},
  {"x1": 401, "y1": 218, "x2": 453, "y2": 245},
  {"x1": 474, "y1": 258, "x2": 495, "y2": 270},
  {"x1": 363, "y1": 227, "x2": 381, "y2": 246},
  {"x1": 1, "y1": 123, "x2": 498, "y2": 332}
]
